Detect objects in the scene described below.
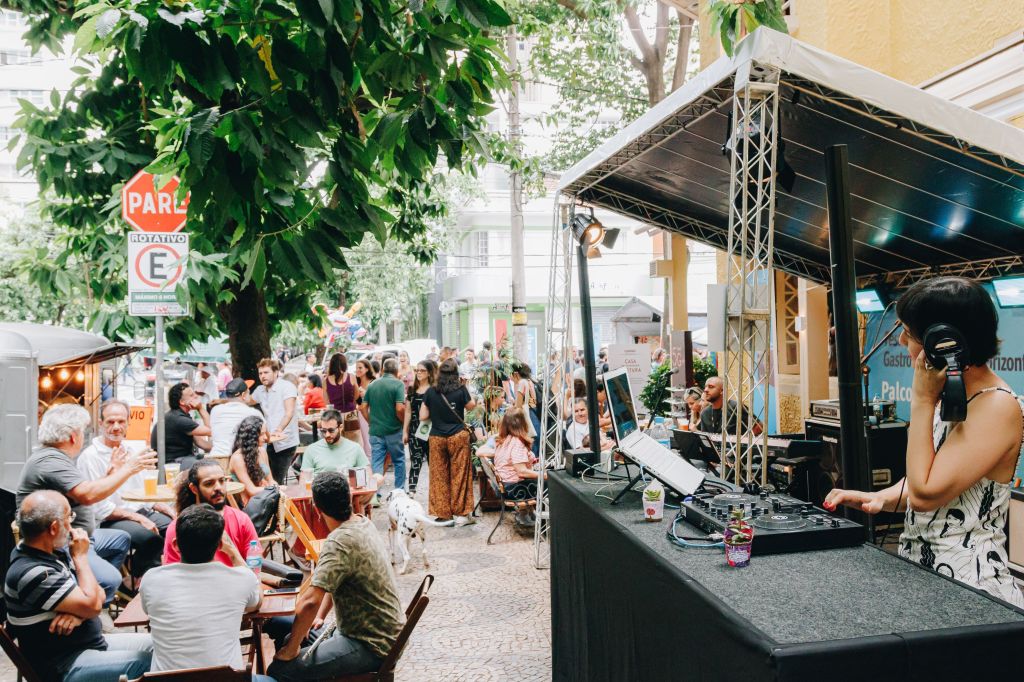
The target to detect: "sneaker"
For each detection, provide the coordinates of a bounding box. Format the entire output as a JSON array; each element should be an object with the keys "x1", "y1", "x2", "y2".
[{"x1": 453, "y1": 515, "x2": 476, "y2": 527}]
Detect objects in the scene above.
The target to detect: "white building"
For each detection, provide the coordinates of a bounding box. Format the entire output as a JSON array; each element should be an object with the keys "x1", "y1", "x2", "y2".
[
  {"x1": 436, "y1": 37, "x2": 716, "y2": 366},
  {"x1": 0, "y1": 10, "x2": 76, "y2": 205}
]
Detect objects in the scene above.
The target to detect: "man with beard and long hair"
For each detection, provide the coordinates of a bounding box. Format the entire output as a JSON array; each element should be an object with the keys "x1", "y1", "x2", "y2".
[{"x1": 161, "y1": 460, "x2": 260, "y2": 567}]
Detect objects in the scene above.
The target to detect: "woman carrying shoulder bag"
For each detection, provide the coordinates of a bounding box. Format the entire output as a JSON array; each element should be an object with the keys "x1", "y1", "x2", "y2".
[
  {"x1": 324, "y1": 353, "x2": 361, "y2": 444},
  {"x1": 403, "y1": 359, "x2": 437, "y2": 494},
  {"x1": 421, "y1": 358, "x2": 477, "y2": 526}
]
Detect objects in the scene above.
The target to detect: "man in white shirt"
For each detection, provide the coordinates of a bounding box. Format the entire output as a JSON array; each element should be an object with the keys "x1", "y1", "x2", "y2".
[
  {"x1": 565, "y1": 400, "x2": 613, "y2": 452},
  {"x1": 141, "y1": 504, "x2": 263, "y2": 674},
  {"x1": 194, "y1": 363, "x2": 220, "y2": 407},
  {"x1": 209, "y1": 378, "x2": 264, "y2": 456},
  {"x1": 78, "y1": 400, "x2": 174, "y2": 576},
  {"x1": 252, "y1": 358, "x2": 300, "y2": 485}
]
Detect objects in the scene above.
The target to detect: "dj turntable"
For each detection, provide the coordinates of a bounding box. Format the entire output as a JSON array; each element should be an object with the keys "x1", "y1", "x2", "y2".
[{"x1": 681, "y1": 491, "x2": 864, "y2": 554}]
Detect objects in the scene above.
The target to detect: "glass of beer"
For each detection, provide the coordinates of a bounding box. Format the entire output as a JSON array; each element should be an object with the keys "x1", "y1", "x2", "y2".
[
  {"x1": 164, "y1": 462, "x2": 180, "y2": 484},
  {"x1": 142, "y1": 470, "x2": 158, "y2": 496}
]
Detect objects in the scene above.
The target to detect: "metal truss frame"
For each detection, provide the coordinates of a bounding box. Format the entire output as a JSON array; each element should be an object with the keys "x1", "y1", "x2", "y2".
[
  {"x1": 721, "y1": 67, "x2": 781, "y2": 488},
  {"x1": 534, "y1": 201, "x2": 574, "y2": 569},
  {"x1": 857, "y1": 255, "x2": 1024, "y2": 291}
]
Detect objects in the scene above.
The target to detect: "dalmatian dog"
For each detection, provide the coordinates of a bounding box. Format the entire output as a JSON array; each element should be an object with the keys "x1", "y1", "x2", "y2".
[{"x1": 385, "y1": 489, "x2": 454, "y2": 574}]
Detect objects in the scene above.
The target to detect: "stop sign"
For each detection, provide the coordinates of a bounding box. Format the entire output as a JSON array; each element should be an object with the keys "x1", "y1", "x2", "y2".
[{"x1": 121, "y1": 170, "x2": 190, "y2": 233}]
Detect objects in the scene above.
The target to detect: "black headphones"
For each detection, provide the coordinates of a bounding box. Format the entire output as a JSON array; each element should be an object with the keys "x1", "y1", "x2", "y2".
[{"x1": 922, "y1": 323, "x2": 970, "y2": 422}]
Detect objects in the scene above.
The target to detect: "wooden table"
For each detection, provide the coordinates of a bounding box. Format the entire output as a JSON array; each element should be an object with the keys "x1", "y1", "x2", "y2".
[
  {"x1": 121, "y1": 480, "x2": 246, "y2": 506},
  {"x1": 283, "y1": 478, "x2": 378, "y2": 556},
  {"x1": 115, "y1": 584, "x2": 296, "y2": 673}
]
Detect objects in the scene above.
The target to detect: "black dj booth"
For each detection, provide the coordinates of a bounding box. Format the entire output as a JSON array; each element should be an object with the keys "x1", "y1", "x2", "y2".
[{"x1": 549, "y1": 472, "x2": 1024, "y2": 682}]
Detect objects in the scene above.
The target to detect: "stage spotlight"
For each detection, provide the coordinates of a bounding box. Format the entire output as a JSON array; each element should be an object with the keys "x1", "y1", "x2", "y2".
[
  {"x1": 601, "y1": 228, "x2": 621, "y2": 250},
  {"x1": 571, "y1": 213, "x2": 604, "y2": 247}
]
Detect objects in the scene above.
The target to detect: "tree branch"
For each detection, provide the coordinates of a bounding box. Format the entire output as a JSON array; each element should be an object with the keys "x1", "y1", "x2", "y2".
[
  {"x1": 624, "y1": 4, "x2": 655, "y2": 66},
  {"x1": 654, "y1": 2, "x2": 669, "y2": 63},
  {"x1": 671, "y1": 11, "x2": 693, "y2": 94},
  {"x1": 554, "y1": 0, "x2": 587, "y2": 20}
]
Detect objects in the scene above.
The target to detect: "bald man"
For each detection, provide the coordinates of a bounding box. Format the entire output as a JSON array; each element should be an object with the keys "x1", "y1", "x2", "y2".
[
  {"x1": 6, "y1": 491, "x2": 152, "y2": 681},
  {"x1": 697, "y1": 376, "x2": 762, "y2": 436}
]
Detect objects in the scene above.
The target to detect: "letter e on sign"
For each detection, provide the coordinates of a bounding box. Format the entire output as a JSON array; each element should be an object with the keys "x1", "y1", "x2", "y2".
[{"x1": 121, "y1": 170, "x2": 190, "y2": 233}]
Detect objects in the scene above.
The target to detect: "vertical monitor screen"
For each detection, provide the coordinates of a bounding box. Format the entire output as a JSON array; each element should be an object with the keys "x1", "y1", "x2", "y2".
[
  {"x1": 855, "y1": 289, "x2": 885, "y2": 313},
  {"x1": 993, "y1": 277, "x2": 1024, "y2": 308},
  {"x1": 604, "y1": 371, "x2": 638, "y2": 442}
]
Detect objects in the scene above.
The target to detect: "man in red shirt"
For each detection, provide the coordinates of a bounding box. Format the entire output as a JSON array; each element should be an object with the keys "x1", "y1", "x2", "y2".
[{"x1": 162, "y1": 460, "x2": 260, "y2": 567}]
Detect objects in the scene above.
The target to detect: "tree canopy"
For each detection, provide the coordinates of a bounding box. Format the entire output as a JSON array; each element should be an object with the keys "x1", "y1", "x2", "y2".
[{"x1": 7, "y1": 0, "x2": 510, "y2": 376}]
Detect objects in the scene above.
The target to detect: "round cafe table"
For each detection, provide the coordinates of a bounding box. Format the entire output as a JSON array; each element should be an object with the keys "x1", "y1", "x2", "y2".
[{"x1": 121, "y1": 480, "x2": 246, "y2": 505}]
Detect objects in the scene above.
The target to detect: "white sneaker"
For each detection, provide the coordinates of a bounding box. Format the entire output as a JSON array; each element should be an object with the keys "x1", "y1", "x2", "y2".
[{"x1": 453, "y1": 515, "x2": 476, "y2": 527}]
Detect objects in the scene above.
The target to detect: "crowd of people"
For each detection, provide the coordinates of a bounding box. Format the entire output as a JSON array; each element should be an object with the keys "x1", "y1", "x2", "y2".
[{"x1": 6, "y1": 339, "x2": 567, "y2": 680}]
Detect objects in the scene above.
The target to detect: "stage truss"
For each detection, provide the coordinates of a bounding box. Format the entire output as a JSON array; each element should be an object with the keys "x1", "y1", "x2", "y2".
[
  {"x1": 534, "y1": 202, "x2": 573, "y2": 569},
  {"x1": 721, "y1": 65, "x2": 780, "y2": 488}
]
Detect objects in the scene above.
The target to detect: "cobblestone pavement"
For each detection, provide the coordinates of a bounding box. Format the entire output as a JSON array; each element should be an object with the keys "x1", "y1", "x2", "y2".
[{"x1": 0, "y1": 473, "x2": 553, "y2": 681}]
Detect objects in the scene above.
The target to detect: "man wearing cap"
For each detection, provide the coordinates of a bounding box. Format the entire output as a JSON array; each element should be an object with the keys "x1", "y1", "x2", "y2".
[{"x1": 209, "y1": 378, "x2": 264, "y2": 457}]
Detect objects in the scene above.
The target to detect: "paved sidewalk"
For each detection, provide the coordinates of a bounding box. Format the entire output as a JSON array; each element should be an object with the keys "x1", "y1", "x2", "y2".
[{"x1": 0, "y1": 475, "x2": 553, "y2": 681}]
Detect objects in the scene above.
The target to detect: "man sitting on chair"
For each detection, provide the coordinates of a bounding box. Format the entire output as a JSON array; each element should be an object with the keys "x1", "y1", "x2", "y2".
[
  {"x1": 6, "y1": 491, "x2": 152, "y2": 681},
  {"x1": 299, "y1": 409, "x2": 368, "y2": 483},
  {"x1": 141, "y1": 504, "x2": 269, "y2": 677},
  {"x1": 268, "y1": 471, "x2": 404, "y2": 680},
  {"x1": 162, "y1": 460, "x2": 261, "y2": 567},
  {"x1": 565, "y1": 400, "x2": 614, "y2": 452}
]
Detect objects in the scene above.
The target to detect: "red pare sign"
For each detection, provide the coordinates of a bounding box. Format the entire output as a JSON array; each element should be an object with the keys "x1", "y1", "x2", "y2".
[{"x1": 121, "y1": 170, "x2": 190, "y2": 233}]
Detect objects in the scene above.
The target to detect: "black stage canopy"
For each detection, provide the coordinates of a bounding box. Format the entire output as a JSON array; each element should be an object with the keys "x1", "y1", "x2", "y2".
[{"x1": 558, "y1": 29, "x2": 1024, "y2": 288}]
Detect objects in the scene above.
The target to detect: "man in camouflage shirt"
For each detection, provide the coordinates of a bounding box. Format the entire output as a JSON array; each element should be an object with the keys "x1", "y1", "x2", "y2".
[{"x1": 268, "y1": 472, "x2": 404, "y2": 679}]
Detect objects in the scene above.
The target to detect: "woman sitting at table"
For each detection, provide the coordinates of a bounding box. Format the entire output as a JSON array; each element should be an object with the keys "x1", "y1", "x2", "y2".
[
  {"x1": 826, "y1": 277, "x2": 1024, "y2": 606},
  {"x1": 228, "y1": 415, "x2": 278, "y2": 505},
  {"x1": 492, "y1": 409, "x2": 541, "y2": 527},
  {"x1": 303, "y1": 373, "x2": 326, "y2": 415}
]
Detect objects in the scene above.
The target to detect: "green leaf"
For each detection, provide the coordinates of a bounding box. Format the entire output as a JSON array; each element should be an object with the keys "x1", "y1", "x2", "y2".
[
  {"x1": 318, "y1": 0, "x2": 334, "y2": 24},
  {"x1": 252, "y1": 247, "x2": 267, "y2": 288},
  {"x1": 73, "y1": 15, "x2": 99, "y2": 53}
]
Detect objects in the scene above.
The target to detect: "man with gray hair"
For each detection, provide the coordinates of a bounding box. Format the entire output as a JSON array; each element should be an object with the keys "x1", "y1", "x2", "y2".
[
  {"x1": 79, "y1": 400, "x2": 174, "y2": 577},
  {"x1": 17, "y1": 404, "x2": 156, "y2": 604},
  {"x1": 362, "y1": 357, "x2": 407, "y2": 490},
  {"x1": 6, "y1": 490, "x2": 152, "y2": 681}
]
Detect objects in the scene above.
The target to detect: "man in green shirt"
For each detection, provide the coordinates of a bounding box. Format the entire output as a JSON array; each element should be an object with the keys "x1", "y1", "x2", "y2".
[
  {"x1": 300, "y1": 410, "x2": 369, "y2": 483},
  {"x1": 269, "y1": 471, "x2": 403, "y2": 679},
  {"x1": 361, "y1": 358, "x2": 407, "y2": 489}
]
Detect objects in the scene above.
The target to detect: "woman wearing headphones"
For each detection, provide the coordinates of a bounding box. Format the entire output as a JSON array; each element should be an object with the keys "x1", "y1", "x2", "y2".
[{"x1": 825, "y1": 277, "x2": 1023, "y2": 606}]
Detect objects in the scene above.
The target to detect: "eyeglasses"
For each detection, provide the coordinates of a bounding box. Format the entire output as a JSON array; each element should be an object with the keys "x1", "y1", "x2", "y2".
[
  {"x1": 321, "y1": 426, "x2": 340, "y2": 434},
  {"x1": 416, "y1": 369, "x2": 428, "y2": 373}
]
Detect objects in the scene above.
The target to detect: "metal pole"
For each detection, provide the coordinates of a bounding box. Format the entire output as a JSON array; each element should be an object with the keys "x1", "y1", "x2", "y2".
[
  {"x1": 507, "y1": 26, "x2": 528, "y2": 364},
  {"x1": 824, "y1": 144, "x2": 869, "y2": 539},
  {"x1": 575, "y1": 244, "x2": 601, "y2": 458},
  {"x1": 155, "y1": 315, "x2": 166, "y2": 484}
]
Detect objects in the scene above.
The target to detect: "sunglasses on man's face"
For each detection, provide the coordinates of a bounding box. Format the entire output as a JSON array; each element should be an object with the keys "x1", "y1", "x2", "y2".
[{"x1": 321, "y1": 426, "x2": 340, "y2": 434}]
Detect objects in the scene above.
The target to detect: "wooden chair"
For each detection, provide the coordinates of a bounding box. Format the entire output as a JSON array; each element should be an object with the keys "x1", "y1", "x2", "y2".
[
  {"x1": 323, "y1": 573, "x2": 433, "y2": 682},
  {"x1": 119, "y1": 665, "x2": 250, "y2": 681},
  {"x1": 478, "y1": 456, "x2": 536, "y2": 544},
  {"x1": 406, "y1": 574, "x2": 434, "y2": 617},
  {"x1": 284, "y1": 497, "x2": 323, "y2": 563},
  {"x1": 0, "y1": 620, "x2": 43, "y2": 682}
]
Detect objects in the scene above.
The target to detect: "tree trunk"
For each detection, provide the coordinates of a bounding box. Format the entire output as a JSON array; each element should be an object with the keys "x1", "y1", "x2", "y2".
[{"x1": 219, "y1": 281, "x2": 271, "y2": 380}]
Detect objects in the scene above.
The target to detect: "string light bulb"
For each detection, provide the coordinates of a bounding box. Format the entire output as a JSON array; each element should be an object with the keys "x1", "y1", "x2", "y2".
[
  {"x1": 58, "y1": 368, "x2": 69, "y2": 381},
  {"x1": 75, "y1": 370, "x2": 85, "y2": 382},
  {"x1": 40, "y1": 375, "x2": 53, "y2": 390}
]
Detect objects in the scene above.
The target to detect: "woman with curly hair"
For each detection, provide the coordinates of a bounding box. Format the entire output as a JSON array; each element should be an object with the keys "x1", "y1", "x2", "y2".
[{"x1": 228, "y1": 415, "x2": 277, "y2": 505}]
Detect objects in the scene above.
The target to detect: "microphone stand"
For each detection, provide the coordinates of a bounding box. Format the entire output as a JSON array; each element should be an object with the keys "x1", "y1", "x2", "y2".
[{"x1": 860, "y1": 320, "x2": 901, "y2": 407}]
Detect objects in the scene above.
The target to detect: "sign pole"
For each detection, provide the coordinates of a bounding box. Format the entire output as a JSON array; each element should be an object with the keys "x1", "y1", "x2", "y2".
[{"x1": 155, "y1": 314, "x2": 166, "y2": 484}]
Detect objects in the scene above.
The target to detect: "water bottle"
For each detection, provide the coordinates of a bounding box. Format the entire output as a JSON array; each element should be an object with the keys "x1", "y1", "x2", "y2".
[{"x1": 246, "y1": 540, "x2": 262, "y2": 579}]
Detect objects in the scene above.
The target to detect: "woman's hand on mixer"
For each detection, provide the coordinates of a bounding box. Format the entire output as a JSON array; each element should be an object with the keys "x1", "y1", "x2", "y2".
[{"x1": 823, "y1": 488, "x2": 884, "y2": 515}]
